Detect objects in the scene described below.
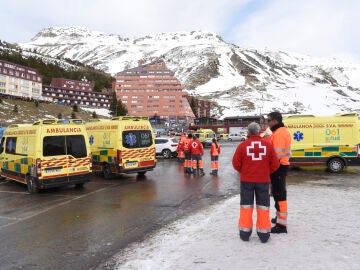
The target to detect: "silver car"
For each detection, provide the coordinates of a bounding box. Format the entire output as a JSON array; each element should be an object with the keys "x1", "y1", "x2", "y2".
[{"x1": 227, "y1": 133, "x2": 247, "y2": 142}]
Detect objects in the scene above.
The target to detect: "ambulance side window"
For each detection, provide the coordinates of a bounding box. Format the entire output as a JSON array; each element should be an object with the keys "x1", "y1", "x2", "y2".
[
  {"x1": 43, "y1": 136, "x2": 66, "y2": 156},
  {"x1": 5, "y1": 137, "x2": 17, "y2": 154},
  {"x1": 66, "y1": 135, "x2": 87, "y2": 158},
  {"x1": 0, "y1": 137, "x2": 5, "y2": 153}
]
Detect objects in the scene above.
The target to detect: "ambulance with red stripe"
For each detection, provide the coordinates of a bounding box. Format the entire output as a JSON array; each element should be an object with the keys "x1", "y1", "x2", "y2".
[
  {"x1": 85, "y1": 116, "x2": 156, "y2": 178},
  {"x1": 0, "y1": 119, "x2": 92, "y2": 193}
]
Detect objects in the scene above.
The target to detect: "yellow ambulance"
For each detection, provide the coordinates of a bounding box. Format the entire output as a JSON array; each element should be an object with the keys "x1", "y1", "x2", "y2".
[
  {"x1": 85, "y1": 116, "x2": 156, "y2": 178},
  {"x1": 283, "y1": 112, "x2": 360, "y2": 172},
  {"x1": 193, "y1": 128, "x2": 216, "y2": 147},
  {"x1": 0, "y1": 119, "x2": 92, "y2": 193}
]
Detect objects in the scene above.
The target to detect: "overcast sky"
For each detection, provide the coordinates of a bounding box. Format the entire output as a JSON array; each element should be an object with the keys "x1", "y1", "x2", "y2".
[{"x1": 2, "y1": 0, "x2": 360, "y2": 63}]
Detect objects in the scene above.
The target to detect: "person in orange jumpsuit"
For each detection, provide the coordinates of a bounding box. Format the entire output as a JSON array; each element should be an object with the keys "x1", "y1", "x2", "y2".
[
  {"x1": 190, "y1": 136, "x2": 205, "y2": 176},
  {"x1": 232, "y1": 122, "x2": 279, "y2": 243},
  {"x1": 176, "y1": 133, "x2": 186, "y2": 163},
  {"x1": 267, "y1": 111, "x2": 291, "y2": 234},
  {"x1": 210, "y1": 138, "x2": 221, "y2": 175},
  {"x1": 183, "y1": 134, "x2": 193, "y2": 174}
]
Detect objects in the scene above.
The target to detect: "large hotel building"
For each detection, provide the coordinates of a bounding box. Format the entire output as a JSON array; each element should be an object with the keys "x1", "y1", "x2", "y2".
[
  {"x1": 42, "y1": 78, "x2": 112, "y2": 108},
  {"x1": 113, "y1": 60, "x2": 195, "y2": 122},
  {"x1": 0, "y1": 60, "x2": 42, "y2": 99}
]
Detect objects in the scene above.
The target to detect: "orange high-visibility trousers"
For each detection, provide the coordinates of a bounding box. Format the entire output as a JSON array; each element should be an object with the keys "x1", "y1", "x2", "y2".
[
  {"x1": 276, "y1": 200, "x2": 288, "y2": 226},
  {"x1": 239, "y1": 182, "x2": 270, "y2": 234},
  {"x1": 178, "y1": 150, "x2": 185, "y2": 159},
  {"x1": 184, "y1": 152, "x2": 192, "y2": 172},
  {"x1": 238, "y1": 205, "x2": 253, "y2": 232},
  {"x1": 256, "y1": 206, "x2": 271, "y2": 233},
  {"x1": 211, "y1": 155, "x2": 219, "y2": 171},
  {"x1": 192, "y1": 154, "x2": 203, "y2": 170}
]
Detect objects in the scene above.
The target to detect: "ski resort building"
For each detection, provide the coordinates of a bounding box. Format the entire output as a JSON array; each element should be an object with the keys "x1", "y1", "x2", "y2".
[
  {"x1": 0, "y1": 60, "x2": 43, "y2": 99},
  {"x1": 113, "y1": 60, "x2": 195, "y2": 123},
  {"x1": 42, "y1": 78, "x2": 112, "y2": 108}
]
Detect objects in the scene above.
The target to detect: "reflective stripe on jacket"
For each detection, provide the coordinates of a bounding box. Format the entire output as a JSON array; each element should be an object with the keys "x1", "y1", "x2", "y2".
[{"x1": 271, "y1": 127, "x2": 291, "y2": 165}]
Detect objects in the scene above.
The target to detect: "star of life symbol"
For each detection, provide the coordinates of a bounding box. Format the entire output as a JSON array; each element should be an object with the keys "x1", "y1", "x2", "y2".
[
  {"x1": 126, "y1": 133, "x2": 137, "y2": 146},
  {"x1": 89, "y1": 135, "x2": 94, "y2": 145},
  {"x1": 293, "y1": 131, "x2": 304, "y2": 142},
  {"x1": 246, "y1": 141, "x2": 266, "y2": 160}
]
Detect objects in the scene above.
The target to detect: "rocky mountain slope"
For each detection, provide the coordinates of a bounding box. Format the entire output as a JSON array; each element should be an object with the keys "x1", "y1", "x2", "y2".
[{"x1": 18, "y1": 27, "x2": 360, "y2": 118}]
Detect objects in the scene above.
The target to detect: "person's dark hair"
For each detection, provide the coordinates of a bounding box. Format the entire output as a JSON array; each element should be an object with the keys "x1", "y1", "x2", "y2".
[
  {"x1": 188, "y1": 133, "x2": 193, "y2": 138},
  {"x1": 267, "y1": 111, "x2": 283, "y2": 123},
  {"x1": 212, "y1": 138, "x2": 218, "y2": 148}
]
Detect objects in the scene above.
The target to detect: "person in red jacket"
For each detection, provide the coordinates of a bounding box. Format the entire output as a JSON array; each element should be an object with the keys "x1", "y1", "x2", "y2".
[
  {"x1": 232, "y1": 122, "x2": 279, "y2": 243},
  {"x1": 190, "y1": 136, "x2": 205, "y2": 176},
  {"x1": 210, "y1": 138, "x2": 221, "y2": 175}
]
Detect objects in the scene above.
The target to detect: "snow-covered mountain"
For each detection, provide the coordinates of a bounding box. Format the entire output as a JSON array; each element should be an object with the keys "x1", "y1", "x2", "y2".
[{"x1": 19, "y1": 26, "x2": 360, "y2": 118}]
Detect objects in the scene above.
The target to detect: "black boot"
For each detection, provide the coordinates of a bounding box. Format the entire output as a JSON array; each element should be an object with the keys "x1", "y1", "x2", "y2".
[
  {"x1": 271, "y1": 217, "x2": 277, "y2": 224},
  {"x1": 199, "y1": 169, "x2": 205, "y2": 176},
  {"x1": 257, "y1": 232, "x2": 270, "y2": 243},
  {"x1": 239, "y1": 230, "x2": 252, "y2": 241},
  {"x1": 271, "y1": 224, "x2": 287, "y2": 234}
]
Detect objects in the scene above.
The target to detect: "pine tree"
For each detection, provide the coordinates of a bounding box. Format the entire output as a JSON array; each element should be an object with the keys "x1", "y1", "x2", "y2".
[
  {"x1": 109, "y1": 92, "x2": 128, "y2": 116},
  {"x1": 34, "y1": 100, "x2": 39, "y2": 107},
  {"x1": 71, "y1": 112, "x2": 76, "y2": 119},
  {"x1": 57, "y1": 113, "x2": 62, "y2": 119},
  {"x1": 13, "y1": 104, "x2": 19, "y2": 113},
  {"x1": 72, "y1": 104, "x2": 79, "y2": 112},
  {"x1": 92, "y1": 111, "x2": 97, "y2": 118}
]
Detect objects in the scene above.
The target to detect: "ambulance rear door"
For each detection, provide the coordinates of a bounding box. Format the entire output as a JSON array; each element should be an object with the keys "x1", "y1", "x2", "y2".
[
  {"x1": 42, "y1": 134, "x2": 89, "y2": 182},
  {"x1": 121, "y1": 129, "x2": 155, "y2": 171},
  {"x1": 42, "y1": 135, "x2": 70, "y2": 184}
]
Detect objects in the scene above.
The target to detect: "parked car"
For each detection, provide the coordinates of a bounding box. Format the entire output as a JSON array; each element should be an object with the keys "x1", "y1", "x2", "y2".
[
  {"x1": 217, "y1": 133, "x2": 229, "y2": 141},
  {"x1": 228, "y1": 133, "x2": 247, "y2": 142},
  {"x1": 155, "y1": 137, "x2": 178, "y2": 158}
]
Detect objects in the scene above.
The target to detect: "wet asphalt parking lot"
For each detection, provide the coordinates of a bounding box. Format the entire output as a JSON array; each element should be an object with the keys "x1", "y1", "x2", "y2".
[{"x1": 0, "y1": 141, "x2": 359, "y2": 269}]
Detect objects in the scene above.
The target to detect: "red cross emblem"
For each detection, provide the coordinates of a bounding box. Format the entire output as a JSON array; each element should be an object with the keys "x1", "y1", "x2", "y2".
[{"x1": 246, "y1": 141, "x2": 266, "y2": 160}]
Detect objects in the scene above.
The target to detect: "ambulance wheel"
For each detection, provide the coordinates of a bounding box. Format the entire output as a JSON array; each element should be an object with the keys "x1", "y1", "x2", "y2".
[
  {"x1": 162, "y1": 149, "x2": 172, "y2": 159},
  {"x1": 327, "y1": 158, "x2": 345, "y2": 173},
  {"x1": 103, "y1": 164, "x2": 114, "y2": 179},
  {"x1": 26, "y1": 176, "x2": 39, "y2": 194}
]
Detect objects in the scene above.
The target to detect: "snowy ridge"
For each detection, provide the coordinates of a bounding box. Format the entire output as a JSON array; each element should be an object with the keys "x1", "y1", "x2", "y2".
[{"x1": 19, "y1": 26, "x2": 360, "y2": 118}]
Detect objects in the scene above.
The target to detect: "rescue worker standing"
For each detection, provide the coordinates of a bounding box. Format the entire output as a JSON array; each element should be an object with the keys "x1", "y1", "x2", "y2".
[
  {"x1": 267, "y1": 111, "x2": 291, "y2": 234},
  {"x1": 176, "y1": 133, "x2": 186, "y2": 163},
  {"x1": 190, "y1": 136, "x2": 205, "y2": 176},
  {"x1": 232, "y1": 122, "x2": 279, "y2": 243},
  {"x1": 210, "y1": 138, "x2": 221, "y2": 175},
  {"x1": 183, "y1": 134, "x2": 193, "y2": 174}
]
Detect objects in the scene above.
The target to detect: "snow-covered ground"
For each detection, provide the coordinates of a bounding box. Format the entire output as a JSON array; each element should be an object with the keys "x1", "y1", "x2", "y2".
[
  {"x1": 113, "y1": 182, "x2": 360, "y2": 270},
  {"x1": 81, "y1": 107, "x2": 111, "y2": 117}
]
